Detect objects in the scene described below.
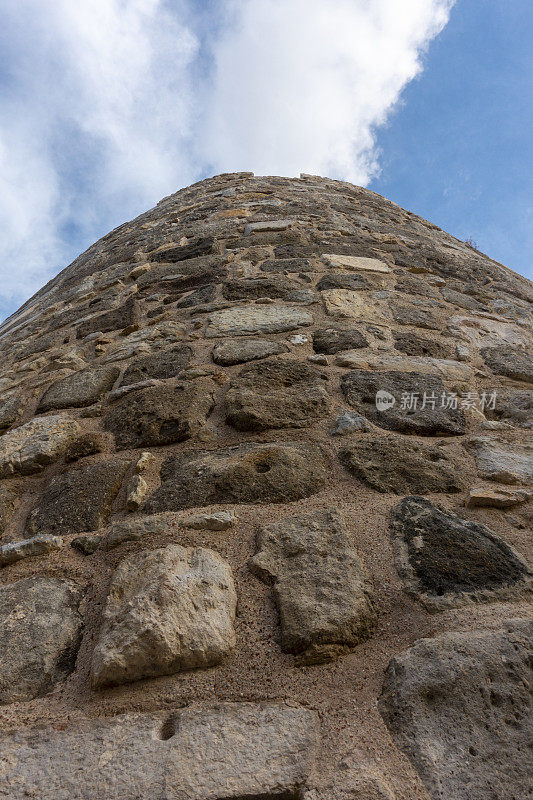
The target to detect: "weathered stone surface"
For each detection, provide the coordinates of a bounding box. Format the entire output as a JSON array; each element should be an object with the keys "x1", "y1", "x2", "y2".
[
  {"x1": 313, "y1": 326, "x2": 368, "y2": 354},
  {"x1": 390, "y1": 496, "x2": 531, "y2": 609},
  {"x1": 71, "y1": 533, "x2": 102, "y2": 554},
  {"x1": 222, "y1": 276, "x2": 296, "y2": 300},
  {"x1": 0, "y1": 415, "x2": 80, "y2": 477},
  {"x1": 391, "y1": 302, "x2": 440, "y2": 330},
  {"x1": 76, "y1": 297, "x2": 139, "y2": 338},
  {"x1": 100, "y1": 513, "x2": 173, "y2": 550},
  {"x1": 212, "y1": 337, "x2": 287, "y2": 365},
  {"x1": 329, "y1": 411, "x2": 374, "y2": 436},
  {"x1": 0, "y1": 485, "x2": 19, "y2": 532},
  {"x1": 225, "y1": 358, "x2": 331, "y2": 431},
  {"x1": 393, "y1": 330, "x2": 451, "y2": 358},
  {"x1": 0, "y1": 577, "x2": 83, "y2": 704},
  {"x1": 250, "y1": 509, "x2": 375, "y2": 664},
  {"x1": 316, "y1": 272, "x2": 368, "y2": 291},
  {"x1": 323, "y1": 254, "x2": 391, "y2": 273},
  {"x1": 0, "y1": 393, "x2": 25, "y2": 430},
  {"x1": 103, "y1": 381, "x2": 215, "y2": 449},
  {"x1": 26, "y1": 459, "x2": 129, "y2": 537},
  {"x1": 120, "y1": 344, "x2": 192, "y2": 386},
  {"x1": 126, "y1": 473, "x2": 148, "y2": 511},
  {"x1": 175, "y1": 283, "x2": 216, "y2": 307},
  {"x1": 321, "y1": 290, "x2": 390, "y2": 323},
  {"x1": 145, "y1": 442, "x2": 329, "y2": 512},
  {"x1": 150, "y1": 235, "x2": 220, "y2": 262},
  {"x1": 181, "y1": 510, "x2": 235, "y2": 530},
  {"x1": 205, "y1": 304, "x2": 313, "y2": 337},
  {"x1": 0, "y1": 702, "x2": 319, "y2": 799},
  {"x1": 101, "y1": 321, "x2": 186, "y2": 362},
  {"x1": 245, "y1": 219, "x2": 294, "y2": 234},
  {"x1": 340, "y1": 436, "x2": 462, "y2": 494},
  {"x1": 379, "y1": 621, "x2": 533, "y2": 800},
  {"x1": 0, "y1": 533, "x2": 63, "y2": 567},
  {"x1": 341, "y1": 371, "x2": 466, "y2": 436},
  {"x1": 336, "y1": 353, "x2": 473, "y2": 386},
  {"x1": 38, "y1": 365, "x2": 119, "y2": 411},
  {"x1": 484, "y1": 388, "x2": 533, "y2": 427},
  {"x1": 260, "y1": 256, "x2": 313, "y2": 273},
  {"x1": 305, "y1": 760, "x2": 396, "y2": 800},
  {"x1": 91, "y1": 545, "x2": 237, "y2": 687},
  {"x1": 481, "y1": 343, "x2": 533, "y2": 383},
  {"x1": 465, "y1": 437, "x2": 533, "y2": 484},
  {"x1": 466, "y1": 486, "x2": 531, "y2": 508}
]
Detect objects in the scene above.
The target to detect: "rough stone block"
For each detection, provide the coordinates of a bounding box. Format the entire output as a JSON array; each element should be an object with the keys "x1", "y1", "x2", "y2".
[
  {"x1": 250, "y1": 509, "x2": 376, "y2": 664},
  {"x1": 38, "y1": 365, "x2": 119, "y2": 411},
  {"x1": 91, "y1": 545, "x2": 237, "y2": 687},
  {"x1": 0, "y1": 415, "x2": 80, "y2": 477}
]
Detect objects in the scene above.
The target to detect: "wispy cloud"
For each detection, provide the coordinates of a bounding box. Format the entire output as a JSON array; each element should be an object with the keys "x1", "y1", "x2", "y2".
[{"x1": 0, "y1": 0, "x2": 454, "y2": 318}]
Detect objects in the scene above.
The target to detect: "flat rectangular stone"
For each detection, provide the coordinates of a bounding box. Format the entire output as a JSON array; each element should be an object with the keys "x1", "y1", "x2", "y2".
[
  {"x1": 205, "y1": 305, "x2": 313, "y2": 337},
  {"x1": 322, "y1": 254, "x2": 391, "y2": 273},
  {"x1": 321, "y1": 289, "x2": 390, "y2": 324},
  {"x1": 0, "y1": 703, "x2": 319, "y2": 800},
  {"x1": 245, "y1": 219, "x2": 294, "y2": 235},
  {"x1": 335, "y1": 352, "x2": 474, "y2": 385}
]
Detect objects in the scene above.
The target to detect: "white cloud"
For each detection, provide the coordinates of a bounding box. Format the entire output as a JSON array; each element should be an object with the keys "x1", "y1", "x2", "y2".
[{"x1": 0, "y1": 0, "x2": 454, "y2": 319}]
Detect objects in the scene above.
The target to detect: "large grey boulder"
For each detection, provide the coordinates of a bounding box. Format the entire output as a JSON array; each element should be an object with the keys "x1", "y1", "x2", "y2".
[
  {"x1": 91, "y1": 544, "x2": 237, "y2": 687},
  {"x1": 379, "y1": 621, "x2": 533, "y2": 800},
  {"x1": 38, "y1": 365, "x2": 120, "y2": 411},
  {"x1": 0, "y1": 577, "x2": 83, "y2": 704},
  {"x1": 250, "y1": 509, "x2": 376, "y2": 664},
  {"x1": 0, "y1": 414, "x2": 80, "y2": 477},
  {"x1": 341, "y1": 371, "x2": 466, "y2": 436},
  {"x1": 339, "y1": 435, "x2": 462, "y2": 494},
  {"x1": 0, "y1": 702, "x2": 319, "y2": 800},
  {"x1": 465, "y1": 437, "x2": 533, "y2": 484}
]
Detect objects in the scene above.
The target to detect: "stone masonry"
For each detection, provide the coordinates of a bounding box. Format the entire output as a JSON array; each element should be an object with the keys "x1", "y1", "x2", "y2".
[{"x1": 0, "y1": 173, "x2": 531, "y2": 800}]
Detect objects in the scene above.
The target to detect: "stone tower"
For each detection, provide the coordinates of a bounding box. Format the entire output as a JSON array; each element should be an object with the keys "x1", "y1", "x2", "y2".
[{"x1": 0, "y1": 173, "x2": 531, "y2": 800}]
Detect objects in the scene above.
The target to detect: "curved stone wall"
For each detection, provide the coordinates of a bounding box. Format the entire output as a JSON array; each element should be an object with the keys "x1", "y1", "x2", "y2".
[{"x1": 0, "y1": 173, "x2": 531, "y2": 800}]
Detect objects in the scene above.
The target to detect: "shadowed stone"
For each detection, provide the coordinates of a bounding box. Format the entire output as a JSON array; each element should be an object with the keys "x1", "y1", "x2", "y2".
[
  {"x1": 91, "y1": 544, "x2": 237, "y2": 687},
  {"x1": 76, "y1": 297, "x2": 140, "y2": 339},
  {"x1": 119, "y1": 344, "x2": 192, "y2": 386},
  {"x1": 250, "y1": 509, "x2": 376, "y2": 664},
  {"x1": 379, "y1": 621, "x2": 533, "y2": 800},
  {"x1": 145, "y1": 441, "x2": 329, "y2": 513},
  {"x1": 103, "y1": 381, "x2": 215, "y2": 449},
  {"x1": 0, "y1": 577, "x2": 83, "y2": 704},
  {"x1": 341, "y1": 371, "x2": 466, "y2": 436},
  {"x1": 225, "y1": 358, "x2": 331, "y2": 431},
  {"x1": 38, "y1": 365, "x2": 120, "y2": 411},
  {"x1": 313, "y1": 326, "x2": 368, "y2": 354},
  {"x1": 0, "y1": 702, "x2": 319, "y2": 800},
  {"x1": 390, "y1": 496, "x2": 531, "y2": 610},
  {"x1": 339, "y1": 436, "x2": 462, "y2": 494},
  {"x1": 26, "y1": 459, "x2": 129, "y2": 537}
]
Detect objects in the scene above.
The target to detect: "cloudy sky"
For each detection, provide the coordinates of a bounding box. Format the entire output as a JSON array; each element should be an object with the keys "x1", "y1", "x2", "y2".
[{"x1": 0, "y1": 0, "x2": 531, "y2": 320}]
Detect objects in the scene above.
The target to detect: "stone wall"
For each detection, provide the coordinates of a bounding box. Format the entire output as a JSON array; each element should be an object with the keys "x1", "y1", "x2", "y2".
[{"x1": 0, "y1": 173, "x2": 531, "y2": 799}]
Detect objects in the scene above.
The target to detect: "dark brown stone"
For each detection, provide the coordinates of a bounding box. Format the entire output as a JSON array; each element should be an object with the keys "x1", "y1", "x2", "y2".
[
  {"x1": 103, "y1": 381, "x2": 215, "y2": 449},
  {"x1": 313, "y1": 327, "x2": 368, "y2": 354},
  {"x1": 481, "y1": 344, "x2": 533, "y2": 383},
  {"x1": 120, "y1": 345, "x2": 192, "y2": 386},
  {"x1": 76, "y1": 297, "x2": 140, "y2": 338},
  {"x1": 26, "y1": 459, "x2": 129, "y2": 536},
  {"x1": 145, "y1": 441, "x2": 330, "y2": 512},
  {"x1": 225, "y1": 358, "x2": 331, "y2": 431}
]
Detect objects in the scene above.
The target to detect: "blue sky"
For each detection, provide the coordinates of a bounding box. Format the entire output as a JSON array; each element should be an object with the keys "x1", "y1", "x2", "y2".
[
  {"x1": 371, "y1": 0, "x2": 533, "y2": 282},
  {"x1": 0, "y1": 0, "x2": 531, "y2": 322}
]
